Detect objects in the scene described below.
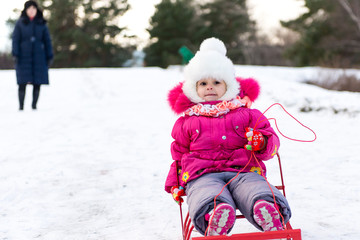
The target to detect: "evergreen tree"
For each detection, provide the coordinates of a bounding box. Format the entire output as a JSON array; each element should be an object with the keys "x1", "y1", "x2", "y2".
[
  {"x1": 196, "y1": 0, "x2": 256, "y2": 63},
  {"x1": 282, "y1": 0, "x2": 360, "y2": 67},
  {"x1": 145, "y1": 0, "x2": 256, "y2": 68},
  {"x1": 145, "y1": 0, "x2": 196, "y2": 68},
  {"x1": 38, "y1": 0, "x2": 132, "y2": 67}
]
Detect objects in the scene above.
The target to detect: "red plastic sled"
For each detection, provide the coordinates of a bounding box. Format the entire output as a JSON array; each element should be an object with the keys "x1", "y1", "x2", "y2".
[{"x1": 176, "y1": 153, "x2": 302, "y2": 240}]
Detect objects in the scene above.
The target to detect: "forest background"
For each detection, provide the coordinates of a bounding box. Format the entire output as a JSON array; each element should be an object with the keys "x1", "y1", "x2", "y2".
[{"x1": 1, "y1": 0, "x2": 360, "y2": 75}]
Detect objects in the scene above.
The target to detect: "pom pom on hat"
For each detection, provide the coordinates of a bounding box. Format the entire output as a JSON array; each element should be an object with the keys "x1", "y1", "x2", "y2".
[
  {"x1": 199, "y1": 38, "x2": 227, "y2": 55},
  {"x1": 183, "y1": 37, "x2": 239, "y2": 103}
]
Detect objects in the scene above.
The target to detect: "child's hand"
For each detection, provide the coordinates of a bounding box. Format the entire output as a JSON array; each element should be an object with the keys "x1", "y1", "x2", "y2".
[
  {"x1": 171, "y1": 186, "x2": 185, "y2": 204},
  {"x1": 244, "y1": 127, "x2": 266, "y2": 151}
]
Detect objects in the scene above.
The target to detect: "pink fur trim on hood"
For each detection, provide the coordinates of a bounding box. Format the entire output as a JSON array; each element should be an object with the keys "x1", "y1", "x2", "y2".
[{"x1": 168, "y1": 77, "x2": 260, "y2": 114}]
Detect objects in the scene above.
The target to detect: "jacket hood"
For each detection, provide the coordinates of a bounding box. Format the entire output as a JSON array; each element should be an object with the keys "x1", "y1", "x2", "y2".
[
  {"x1": 20, "y1": 3, "x2": 46, "y2": 25},
  {"x1": 168, "y1": 77, "x2": 260, "y2": 114}
]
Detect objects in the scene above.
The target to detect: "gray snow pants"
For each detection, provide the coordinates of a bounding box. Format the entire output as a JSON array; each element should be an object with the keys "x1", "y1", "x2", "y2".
[{"x1": 185, "y1": 172, "x2": 291, "y2": 235}]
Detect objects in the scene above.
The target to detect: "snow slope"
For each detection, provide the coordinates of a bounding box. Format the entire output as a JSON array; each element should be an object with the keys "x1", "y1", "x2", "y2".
[{"x1": 0, "y1": 66, "x2": 359, "y2": 240}]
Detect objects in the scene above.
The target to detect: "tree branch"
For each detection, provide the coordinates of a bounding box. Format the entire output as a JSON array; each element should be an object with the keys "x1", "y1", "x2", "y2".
[{"x1": 338, "y1": 0, "x2": 360, "y2": 34}]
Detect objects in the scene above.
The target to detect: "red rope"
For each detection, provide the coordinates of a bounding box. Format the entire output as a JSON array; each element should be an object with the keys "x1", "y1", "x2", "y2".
[
  {"x1": 255, "y1": 103, "x2": 317, "y2": 143},
  {"x1": 204, "y1": 103, "x2": 316, "y2": 236},
  {"x1": 252, "y1": 151, "x2": 287, "y2": 229},
  {"x1": 204, "y1": 155, "x2": 253, "y2": 236}
]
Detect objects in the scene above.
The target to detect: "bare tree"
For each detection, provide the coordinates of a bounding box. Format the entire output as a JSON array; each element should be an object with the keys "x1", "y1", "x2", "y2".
[{"x1": 338, "y1": 0, "x2": 360, "y2": 34}]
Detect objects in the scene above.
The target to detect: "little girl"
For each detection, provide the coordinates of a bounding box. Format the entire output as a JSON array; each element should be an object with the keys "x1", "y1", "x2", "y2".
[{"x1": 165, "y1": 38, "x2": 291, "y2": 236}]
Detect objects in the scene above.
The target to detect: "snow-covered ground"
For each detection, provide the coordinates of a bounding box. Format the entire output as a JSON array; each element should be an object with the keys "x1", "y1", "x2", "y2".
[{"x1": 0, "y1": 66, "x2": 359, "y2": 240}]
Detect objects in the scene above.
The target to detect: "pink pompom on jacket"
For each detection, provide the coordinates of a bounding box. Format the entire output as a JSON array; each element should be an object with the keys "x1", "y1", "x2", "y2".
[{"x1": 165, "y1": 77, "x2": 280, "y2": 193}]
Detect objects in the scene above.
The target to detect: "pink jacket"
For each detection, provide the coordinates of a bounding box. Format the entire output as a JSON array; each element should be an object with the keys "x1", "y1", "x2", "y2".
[{"x1": 165, "y1": 78, "x2": 280, "y2": 193}]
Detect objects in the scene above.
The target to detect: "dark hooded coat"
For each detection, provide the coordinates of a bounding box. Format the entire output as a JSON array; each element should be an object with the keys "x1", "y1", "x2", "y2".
[{"x1": 12, "y1": 10, "x2": 53, "y2": 85}]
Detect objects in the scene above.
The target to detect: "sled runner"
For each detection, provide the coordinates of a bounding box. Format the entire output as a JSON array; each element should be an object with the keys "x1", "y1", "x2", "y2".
[{"x1": 176, "y1": 153, "x2": 302, "y2": 240}]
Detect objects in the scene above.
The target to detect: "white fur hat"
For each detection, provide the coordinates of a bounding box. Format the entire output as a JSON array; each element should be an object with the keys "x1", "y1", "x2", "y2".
[{"x1": 182, "y1": 37, "x2": 240, "y2": 103}]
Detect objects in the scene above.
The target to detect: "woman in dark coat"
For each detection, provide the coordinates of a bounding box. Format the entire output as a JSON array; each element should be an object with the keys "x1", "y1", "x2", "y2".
[{"x1": 12, "y1": 1, "x2": 53, "y2": 110}]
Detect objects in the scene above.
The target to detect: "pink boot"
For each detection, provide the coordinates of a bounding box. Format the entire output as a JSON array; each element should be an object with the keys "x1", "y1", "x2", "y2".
[
  {"x1": 205, "y1": 203, "x2": 236, "y2": 236},
  {"x1": 253, "y1": 200, "x2": 284, "y2": 231}
]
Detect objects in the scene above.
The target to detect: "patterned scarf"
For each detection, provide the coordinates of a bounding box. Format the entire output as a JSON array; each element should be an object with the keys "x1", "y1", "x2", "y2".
[{"x1": 184, "y1": 96, "x2": 245, "y2": 117}]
